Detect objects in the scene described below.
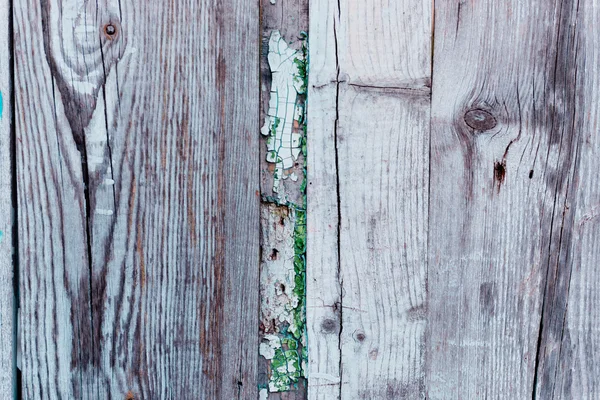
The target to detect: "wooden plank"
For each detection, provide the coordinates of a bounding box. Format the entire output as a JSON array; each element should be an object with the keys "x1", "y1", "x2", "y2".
[
  {"x1": 0, "y1": 0, "x2": 13, "y2": 396},
  {"x1": 258, "y1": 0, "x2": 309, "y2": 398},
  {"x1": 307, "y1": 0, "x2": 431, "y2": 397},
  {"x1": 428, "y1": 1, "x2": 593, "y2": 398},
  {"x1": 306, "y1": 0, "x2": 341, "y2": 396},
  {"x1": 338, "y1": 86, "x2": 429, "y2": 399},
  {"x1": 543, "y1": 3, "x2": 600, "y2": 399},
  {"x1": 14, "y1": 0, "x2": 259, "y2": 398}
]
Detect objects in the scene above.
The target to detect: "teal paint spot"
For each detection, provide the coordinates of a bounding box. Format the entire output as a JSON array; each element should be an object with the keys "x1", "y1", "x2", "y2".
[
  {"x1": 0, "y1": 91, "x2": 3, "y2": 119},
  {"x1": 0, "y1": 231, "x2": 3, "y2": 242}
]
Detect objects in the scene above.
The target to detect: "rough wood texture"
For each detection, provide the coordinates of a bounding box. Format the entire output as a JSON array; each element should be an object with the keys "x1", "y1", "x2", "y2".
[
  {"x1": 429, "y1": 1, "x2": 599, "y2": 398},
  {"x1": 259, "y1": 0, "x2": 309, "y2": 398},
  {"x1": 0, "y1": 0, "x2": 13, "y2": 396},
  {"x1": 543, "y1": 2, "x2": 600, "y2": 398},
  {"x1": 306, "y1": 0, "x2": 341, "y2": 397},
  {"x1": 307, "y1": 0, "x2": 431, "y2": 398},
  {"x1": 14, "y1": 0, "x2": 259, "y2": 398}
]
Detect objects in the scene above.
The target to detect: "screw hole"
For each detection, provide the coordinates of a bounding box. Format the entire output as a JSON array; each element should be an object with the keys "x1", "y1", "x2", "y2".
[{"x1": 104, "y1": 23, "x2": 117, "y2": 38}]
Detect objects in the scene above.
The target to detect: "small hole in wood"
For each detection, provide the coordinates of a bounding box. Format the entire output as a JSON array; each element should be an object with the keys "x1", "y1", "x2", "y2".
[
  {"x1": 270, "y1": 249, "x2": 279, "y2": 260},
  {"x1": 529, "y1": 169, "x2": 534, "y2": 179},
  {"x1": 104, "y1": 24, "x2": 117, "y2": 38},
  {"x1": 279, "y1": 283, "x2": 286, "y2": 292}
]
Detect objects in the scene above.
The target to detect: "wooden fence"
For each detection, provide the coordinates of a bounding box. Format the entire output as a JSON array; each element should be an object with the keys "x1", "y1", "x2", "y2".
[{"x1": 0, "y1": 0, "x2": 599, "y2": 398}]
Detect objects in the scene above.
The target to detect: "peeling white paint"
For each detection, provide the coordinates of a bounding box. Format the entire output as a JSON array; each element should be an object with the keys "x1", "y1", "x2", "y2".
[
  {"x1": 95, "y1": 209, "x2": 114, "y2": 216},
  {"x1": 259, "y1": 205, "x2": 301, "y2": 335},
  {"x1": 261, "y1": 30, "x2": 305, "y2": 198},
  {"x1": 259, "y1": 388, "x2": 269, "y2": 400},
  {"x1": 259, "y1": 334, "x2": 282, "y2": 360}
]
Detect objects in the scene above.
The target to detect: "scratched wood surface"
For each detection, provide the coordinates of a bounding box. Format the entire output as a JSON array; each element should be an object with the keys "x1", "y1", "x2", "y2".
[
  {"x1": 14, "y1": 0, "x2": 259, "y2": 398},
  {"x1": 429, "y1": 0, "x2": 600, "y2": 399},
  {"x1": 307, "y1": 0, "x2": 431, "y2": 398},
  {"x1": 0, "y1": 0, "x2": 13, "y2": 396}
]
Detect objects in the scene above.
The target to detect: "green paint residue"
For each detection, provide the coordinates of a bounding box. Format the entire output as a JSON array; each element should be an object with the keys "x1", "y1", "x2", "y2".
[{"x1": 261, "y1": 31, "x2": 309, "y2": 395}]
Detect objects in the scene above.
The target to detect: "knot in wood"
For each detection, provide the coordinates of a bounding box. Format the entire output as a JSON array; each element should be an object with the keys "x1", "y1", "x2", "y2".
[
  {"x1": 104, "y1": 23, "x2": 118, "y2": 39},
  {"x1": 353, "y1": 329, "x2": 366, "y2": 343},
  {"x1": 321, "y1": 318, "x2": 337, "y2": 334},
  {"x1": 464, "y1": 108, "x2": 497, "y2": 131}
]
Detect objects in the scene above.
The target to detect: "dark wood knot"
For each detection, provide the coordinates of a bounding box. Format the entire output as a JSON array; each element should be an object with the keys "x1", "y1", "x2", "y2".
[
  {"x1": 464, "y1": 108, "x2": 497, "y2": 131},
  {"x1": 104, "y1": 23, "x2": 118, "y2": 39},
  {"x1": 353, "y1": 330, "x2": 366, "y2": 343},
  {"x1": 321, "y1": 318, "x2": 337, "y2": 334}
]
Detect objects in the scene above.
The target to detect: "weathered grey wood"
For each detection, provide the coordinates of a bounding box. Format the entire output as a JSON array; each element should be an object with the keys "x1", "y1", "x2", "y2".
[
  {"x1": 308, "y1": 0, "x2": 431, "y2": 397},
  {"x1": 15, "y1": 0, "x2": 259, "y2": 398},
  {"x1": 0, "y1": 0, "x2": 13, "y2": 396},
  {"x1": 428, "y1": 1, "x2": 596, "y2": 398},
  {"x1": 337, "y1": 87, "x2": 429, "y2": 399},
  {"x1": 546, "y1": 3, "x2": 600, "y2": 399},
  {"x1": 305, "y1": 0, "x2": 341, "y2": 396}
]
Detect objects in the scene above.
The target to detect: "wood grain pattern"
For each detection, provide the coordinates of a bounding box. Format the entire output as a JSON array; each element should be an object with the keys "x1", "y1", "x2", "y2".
[
  {"x1": 15, "y1": 0, "x2": 259, "y2": 398},
  {"x1": 428, "y1": 1, "x2": 598, "y2": 398},
  {"x1": 0, "y1": 0, "x2": 13, "y2": 396},
  {"x1": 305, "y1": 0, "x2": 342, "y2": 398},
  {"x1": 305, "y1": 83, "x2": 341, "y2": 400},
  {"x1": 308, "y1": 0, "x2": 431, "y2": 398},
  {"x1": 546, "y1": 2, "x2": 600, "y2": 398},
  {"x1": 338, "y1": 86, "x2": 429, "y2": 399}
]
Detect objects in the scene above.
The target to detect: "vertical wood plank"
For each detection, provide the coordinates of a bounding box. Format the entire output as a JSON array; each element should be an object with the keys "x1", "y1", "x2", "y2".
[
  {"x1": 258, "y1": 1, "x2": 309, "y2": 398},
  {"x1": 14, "y1": 0, "x2": 259, "y2": 398},
  {"x1": 545, "y1": 2, "x2": 600, "y2": 398},
  {"x1": 308, "y1": 0, "x2": 431, "y2": 398},
  {"x1": 0, "y1": 0, "x2": 12, "y2": 396},
  {"x1": 306, "y1": 0, "x2": 341, "y2": 397},
  {"x1": 429, "y1": 1, "x2": 592, "y2": 398}
]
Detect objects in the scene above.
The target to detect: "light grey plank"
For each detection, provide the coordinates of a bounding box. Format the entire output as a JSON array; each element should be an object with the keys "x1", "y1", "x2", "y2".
[
  {"x1": 552, "y1": 2, "x2": 600, "y2": 398},
  {"x1": 0, "y1": 0, "x2": 13, "y2": 396},
  {"x1": 428, "y1": 1, "x2": 593, "y2": 398},
  {"x1": 337, "y1": 86, "x2": 429, "y2": 399},
  {"x1": 15, "y1": 0, "x2": 259, "y2": 398},
  {"x1": 307, "y1": 0, "x2": 431, "y2": 397},
  {"x1": 306, "y1": 0, "x2": 342, "y2": 398}
]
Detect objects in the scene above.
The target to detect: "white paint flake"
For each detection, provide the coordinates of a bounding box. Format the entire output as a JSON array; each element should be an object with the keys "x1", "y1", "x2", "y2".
[
  {"x1": 95, "y1": 209, "x2": 114, "y2": 216},
  {"x1": 259, "y1": 334, "x2": 282, "y2": 360},
  {"x1": 261, "y1": 30, "x2": 305, "y2": 197},
  {"x1": 259, "y1": 388, "x2": 269, "y2": 400},
  {"x1": 259, "y1": 205, "x2": 300, "y2": 335}
]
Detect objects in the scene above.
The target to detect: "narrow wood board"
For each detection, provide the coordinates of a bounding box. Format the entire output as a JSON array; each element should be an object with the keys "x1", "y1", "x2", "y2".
[
  {"x1": 307, "y1": 0, "x2": 431, "y2": 398},
  {"x1": 14, "y1": 0, "x2": 259, "y2": 398},
  {"x1": 541, "y1": 2, "x2": 600, "y2": 398},
  {"x1": 428, "y1": 1, "x2": 598, "y2": 398},
  {"x1": 0, "y1": 0, "x2": 13, "y2": 396},
  {"x1": 258, "y1": 0, "x2": 309, "y2": 398}
]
